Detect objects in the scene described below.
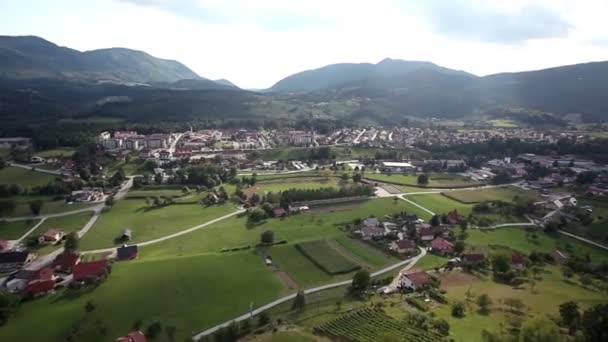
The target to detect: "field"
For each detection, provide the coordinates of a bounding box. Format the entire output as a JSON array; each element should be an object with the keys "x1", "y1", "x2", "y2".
[
  {"x1": 414, "y1": 254, "x2": 449, "y2": 271},
  {"x1": 295, "y1": 240, "x2": 361, "y2": 274},
  {"x1": 0, "y1": 252, "x2": 283, "y2": 342},
  {"x1": 0, "y1": 219, "x2": 39, "y2": 240},
  {"x1": 245, "y1": 178, "x2": 341, "y2": 196},
  {"x1": 365, "y1": 173, "x2": 483, "y2": 189},
  {"x1": 443, "y1": 186, "x2": 539, "y2": 204},
  {"x1": 5, "y1": 198, "x2": 97, "y2": 218},
  {"x1": 0, "y1": 166, "x2": 56, "y2": 188},
  {"x1": 270, "y1": 245, "x2": 335, "y2": 288},
  {"x1": 563, "y1": 198, "x2": 608, "y2": 244},
  {"x1": 253, "y1": 146, "x2": 388, "y2": 162},
  {"x1": 78, "y1": 198, "x2": 235, "y2": 250},
  {"x1": 34, "y1": 147, "x2": 76, "y2": 158},
  {"x1": 27, "y1": 212, "x2": 93, "y2": 254},
  {"x1": 333, "y1": 236, "x2": 398, "y2": 268},
  {"x1": 139, "y1": 198, "x2": 432, "y2": 259},
  {"x1": 407, "y1": 193, "x2": 472, "y2": 215}
]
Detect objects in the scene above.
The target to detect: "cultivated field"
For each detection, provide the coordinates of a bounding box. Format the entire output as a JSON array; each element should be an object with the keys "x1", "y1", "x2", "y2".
[
  {"x1": 0, "y1": 166, "x2": 56, "y2": 188},
  {"x1": 244, "y1": 178, "x2": 341, "y2": 196},
  {"x1": 295, "y1": 240, "x2": 361, "y2": 275},
  {"x1": 443, "y1": 186, "x2": 539, "y2": 204},
  {"x1": 270, "y1": 245, "x2": 335, "y2": 288}
]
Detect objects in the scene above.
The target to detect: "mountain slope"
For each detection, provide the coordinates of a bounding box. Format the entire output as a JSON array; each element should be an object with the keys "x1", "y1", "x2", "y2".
[
  {"x1": 269, "y1": 58, "x2": 474, "y2": 93},
  {"x1": 0, "y1": 35, "x2": 201, "y2": 84}
]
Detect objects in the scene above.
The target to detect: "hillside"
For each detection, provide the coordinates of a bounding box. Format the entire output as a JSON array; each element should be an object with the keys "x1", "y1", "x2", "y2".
[{"x1": 0, "y1": 35, "x2": 201, "y2": 84}]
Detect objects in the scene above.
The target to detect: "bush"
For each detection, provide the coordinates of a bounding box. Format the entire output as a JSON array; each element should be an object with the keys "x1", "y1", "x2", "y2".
[
  {"x1": 451, "y1": 302, "x2": 466, "y2": 318},
  {"x1": 406, "y1": 298, "x2": 428, "y2": 312}
]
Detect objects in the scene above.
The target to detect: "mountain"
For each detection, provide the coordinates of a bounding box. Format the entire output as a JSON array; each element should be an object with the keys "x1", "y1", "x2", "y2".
[
  {"x1": 0, "y1": 35, "x2": 201, "y2": 84},
  {"x1": 214, "y1": 79, "x2": 239, "y2": 89},
  {"x1": 269, "y1": 58, "x2": 474, "y2": 93}
]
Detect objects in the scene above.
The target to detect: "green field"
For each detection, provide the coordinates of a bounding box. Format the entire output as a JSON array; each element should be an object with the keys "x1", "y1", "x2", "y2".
[
  {"x1": 0, "y1": 166, "x2": 56, "y2": 188},
  {"x1": 78, "y1": 198, "x2": 235, "y2": 250},
  {"x1": 407, "y1": 193, "x2": 473, "y2": 215},
  {"x1": 563, "y1": 198, "x2": 608, "y2": 244},
  {"x1": 0, "y1": 252, "x2": 282, "y2": 342},
  {"x1": 333, "y1": 236, "x2": 398, "y2": 268},
  {"x1": 270, "y1": 245, "x2": 335, "y2": 288},
  {"x1": 27, "y1": 212, "x2": 93, "y2": 254},
  {"x1": 414, "y1": 254, "x2": 449, "y2": 271},
  {"x1": 139, "y1": 198, "x2": 432, "y2": 259},
  {"x1": 2, "y1": 196, "x2": 97, "y2": 218},
  {"x1": 443, "y1": 186, "x2": 539, "y2": 204},
  {"x1": 0, "y1": 219, "x2": 39, "y2": 240},
  {"x1": 295, "y1": 240, "x2": 360, "y2": 274},
  {"x1": 35, "y1": 147, "x2": 76, "y2": 158},
  {"x1": 247, "y1": 178, "x2": 341, "y2": 195},
  {"x1": 253, "y1": 146, "x2": 389, "y2": 162},
  {"x1": 366, "y1": 173, "x2": 483, "y2": 189}
]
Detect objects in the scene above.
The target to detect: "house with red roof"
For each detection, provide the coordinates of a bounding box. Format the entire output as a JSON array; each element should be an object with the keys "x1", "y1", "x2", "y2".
[
  {"x1": 0, "y1": 240, "x2": 11, "y2": 251},
  {"x1": 115, "y1": 331, "x2": 147, "y2": 342},
  {"x1": 38, "y1": 229, "x2": 64, "y2": 245},
  {"x1": 53, "y1": 252, "x2": 81, "y2": 273},
  {"x1": 73, "y1": 259, "x2": 109, "y2": 282},
  {"x1": 23, "y1": 279, "x2": 55, "y2": 298},
  {"x1": 511, "y1": 254, "x2": 526, "y2": 271},
  {"x1": 431, "y1": 237, "x2": 454, "y2": 256},
  {"x1": 389, "y1": 239, "x2": 416, "y2": 254},
  {"x1": 445, "y1": 210, "x2": 465, "y2": 225},
  {"x1": 399, "y1": 271, "x2": 433, "y2": 291}
]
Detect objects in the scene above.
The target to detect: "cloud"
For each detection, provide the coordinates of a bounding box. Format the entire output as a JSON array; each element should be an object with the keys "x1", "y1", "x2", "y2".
[{"x1": 419, "y1": 0, "x2": 572, "y2": 44}]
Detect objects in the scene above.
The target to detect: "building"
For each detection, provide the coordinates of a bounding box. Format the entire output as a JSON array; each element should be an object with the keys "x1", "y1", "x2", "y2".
[
  {"x1": 23, "y1": 279, "x2": 55, "y2": 298},
  {"x1": 461, "y1": 253, "x2": 486, "y2": 267},
  {"x1": 117, "y1": 245, "x2": 139, "y2": 261},
  {"x1": 120, "y1": 229, "x2": 133, "y2": 241},
  {"x1": 114, "y1": 131, "x2": 138, "y2": 139},
  {"x1": 0, "y1": 240, "x2": 11, "y2": 252},
  {"x1": 0, "y1": 251, "x2": 34, "y2": 272},
  {"x1": 38, "y1": 229, "x2": 64, "y2": 245},
  {"x1": 73, "y1": 260, "x2": 110, "y2": 282},
  {"x1": 360, "y1": 225, "x2": 385, "y2": 240},
  {"x1": 380, "y1": 161, "x2": 416, "y2": 173},
  {"x1": 0, "y1": 137, "x2": 31, "y2": 150},
  {"x1": 273, "y1": 208, "x2": 287, "y2": 218},
  {"x1": 389, "y1": 239, "x2": 416, "y2": 254},
  {"x1": 115, "y1": 331, "x2": 148, "y2": 342},
  {"x1": 445, "y1": 210, "x2": 466, "y2": 225},
  {"x1": 431, "y1": 237, "x2": 454, "y2": 256},
  {"x1": 102, "y1": 138, "x2": 123, "y2": 150},
  {"x1": 275, "y1": 131, "x2": 314, "y2": 146},
  {"x1": 399, "y1": 271, "x2": 433, "y2": 291},
  {"x1": 53, "y1": 252, "x2": 81, "y2": 273}
]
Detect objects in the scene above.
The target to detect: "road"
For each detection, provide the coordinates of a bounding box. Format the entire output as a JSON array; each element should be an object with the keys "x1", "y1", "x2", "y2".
[
  {"x1": 9, "y1": 162, "x2": 66, "y2": 176},
  {"x1": 0, "y1": 205, "x2": 102, "y2": 223},
  {"x1": 559, "y1": 230, "x2": 608, "y2": 251},
  {"x1": 81, "y1": 209, "x2": 245, "y2": 254},
  {"x1": 13, "y1": 217, "x2": 47, "y2": 244},
  {"x1": 192, "y1": 247, "x2": 427, "y2": 340}
]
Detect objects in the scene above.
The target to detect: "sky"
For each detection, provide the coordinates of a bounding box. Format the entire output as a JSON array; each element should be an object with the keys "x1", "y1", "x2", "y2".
[{"x1": 1, "y1": 0, "x2": 608, "y2": 89}]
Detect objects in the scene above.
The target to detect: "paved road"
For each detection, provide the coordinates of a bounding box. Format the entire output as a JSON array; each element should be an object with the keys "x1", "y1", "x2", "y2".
[
  {"x1": 192, "y1": 247, "x2": 427, "y2": 340},
  {"x1": 13, "y1": 217, "x2": 47, "y2": 244},
  {"x1": 81, "y1": 209, "x2": 245, "y2": 254},
  {"x1": 559, "y1": 230, "x2": 608, "y2": 251}
]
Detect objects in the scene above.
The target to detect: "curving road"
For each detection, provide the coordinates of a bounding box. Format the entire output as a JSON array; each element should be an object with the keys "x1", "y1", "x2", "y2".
[{"x1": 192, "y1": 247, "x2": 427, "y2": 340}]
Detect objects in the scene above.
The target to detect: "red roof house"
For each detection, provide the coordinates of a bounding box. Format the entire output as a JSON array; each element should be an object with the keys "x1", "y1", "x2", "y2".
[
  {"x1": 38, "y1": 229, "x2": 64, "y2": 244},
  {"x1": 115, "y1": 331, "x2": 147, "y2": 342},
  {"x1": 23, "y1": 279, "x2": 55, "y2": 297},
  {"x1": 445, "y1": 210, "x2": 465, "y2": 225},
  {"x1": 399, "y1": 271, "x2": 433, "y2": 291},
  {"x1": 390, "y1": 239, "x2": 416, "y2": 253},
  {"x1": 0, "y1": 240, "x2": 11, "y2": 251},
  {"x1": 431, "y1": 237, "x2": 454, "y2": 255},
  {"x1": 53, "y1": 252, "x2": 81, "y2": 273},
  {"x1": 73, "y1": 259, "x2": 109, "y2": 282}
]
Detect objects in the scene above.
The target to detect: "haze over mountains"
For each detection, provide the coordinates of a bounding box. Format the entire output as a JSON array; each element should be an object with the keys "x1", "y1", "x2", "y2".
[{"x1": 0, "y1": 35, "x2": 607, "y2": 125}]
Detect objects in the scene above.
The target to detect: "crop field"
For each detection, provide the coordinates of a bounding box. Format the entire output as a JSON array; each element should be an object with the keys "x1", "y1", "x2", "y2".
[
  {"x1": 365, "y1": 173, "x2": 482, "y2": 188},
  {"x1": 295, "y1": 240, "x2": 360, "y2": 275},
  {"x1": 78, "y1": 198, "x2": 235, "y2": 250},
  {"x1": 0, "y1": 219, "x2": 39, "y2": 240},
  {"x1": 269, "y1": 245, "x2": 335, "y2": 288},
  {"x1": 0, "y1": 252, "x2": 282, "y2": 342},
  {"x1": 443, "y1": 186, "x2": 539, "y2": 204},
  {"x1": 333, "y1": 236, "x2": 398, "y2": 268},
  {"x1": 139, "y1": 198, "x2": 427, "y2": 259},
  {"x1": 0, "y1": 167, "x2": 56, "y2": 188},
  {"x1": 314, "y1": 308, "x2": 443, "y2": 342}
]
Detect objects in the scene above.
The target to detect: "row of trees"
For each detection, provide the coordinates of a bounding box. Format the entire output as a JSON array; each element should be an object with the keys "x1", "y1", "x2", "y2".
[{"x1": 278, "y1": 185, "x2": 374, "y2": 205}]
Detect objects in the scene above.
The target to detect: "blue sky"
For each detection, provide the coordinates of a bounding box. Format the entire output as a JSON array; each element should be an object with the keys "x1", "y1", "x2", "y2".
[{"x1": 1, "y1": 0, "x2": 607, "y2": 88}]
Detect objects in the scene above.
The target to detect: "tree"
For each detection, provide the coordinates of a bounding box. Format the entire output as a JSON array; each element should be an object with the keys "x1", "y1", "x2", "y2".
[
  {"x1": 146, "y1": 321, "x2": 163, "y2": 339},
  {"x1": 582, "y1": 304, "x2": 608, "y2": 342},
  {"x1": 248, "y1": 208, "x2": 267, "y2": 223},
  {"x1": 561, "y1": 266, "x2": 574, "y2": 279},
  {"x1": 476, "y1": 294, "x2": 492, "y2": 315},
  {"x1": 579, "y1": 273, "x2": 593, "y2": 287},
  {"x1": 433, "y1": 319, "x2": 450, "y2": 336},
  {"x1": 491, "y1": 254, "x2": 511, "y2": 273},
  {"x1": 258, "y1": 311, "x2": 270, "y2": 326},
  {"x1": 350, "y1": 270, "x2": 371, "y2": 296},
  {"x1": 451, "y1": 302, "x2": 466, "y2": 318},
  {"x1": 559, "y1": 301, "x2": 581, "y2": 333},
  {"x1": 29, "y1": 199, "x2": 44, "y2": 216},
  {"x1": 430, "y1": 215, "x2": 441, "y2": 227},
  {"x1": 341, "y1": 173, "x2": 349, "y2": 181},
  {"x1": 64, "y1": 232, "x2": 79, "y2": 252},
  {"x1": 260, "y1": 230, "x2": 274, "y2": 244},
  {"x1": 417, "y1": 174, "x2": 429, "y2": 185},
  {"x1": 454, "y1": 240, "x2": 465, "y2": 254},
  {"x1": 0, "y1": 200, "x2": 17, "y2": 216},
  {"x1": 520, "y1": 316, "x2": 560, "y2": 342},
  {"x1": 352, "y1": 173, "x2": 362, "y2": 183},
  {"x1": 104, "y1": 195, "x2": 114, "y2": 207},
  {"x1": 292, "y1": 290, "x2": 306, "y2": 311},
  {"x1": 85, "y1": 300, "x2": 96, "y2": 313}
]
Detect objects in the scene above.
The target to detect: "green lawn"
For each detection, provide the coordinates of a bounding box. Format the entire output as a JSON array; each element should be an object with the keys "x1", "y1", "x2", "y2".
[
  {"x1": 139, "y1": 198, "x2": 431, "y2": 259},
  {"x1": 269, "y1": 245, "x2": 335, "y2": 288},
  {"x1": 247, "y1": 178, "x2": 341, "y2": 195},
  {"x1": 333, "y1": 236, "x2": 398, "y2": 268},
  {"x1": 407, "y1": 193, "x2": 473, "y2": 215},
  {"x1": 443, "y1": 186, "x2": 539, "y2": 204},
  {"x1": 2, "y1": 196, "x2": 97, "y2": 218},
  {"x1": 295, "y1": 240, "x2": 360, "y2": 274},
  {"x1": 414, "y1": 254, "x2": 449, "y2": 271},
  {"x1": 366, "y1": 173, "x2": 483, "y2": 189},
  {"x1": 28, "y1": 212, "x2": 93, "y2": 254},
  {"x1": 0, "y1": 252, "x2": 283, "y2": 342},
  {"x1": 78, "y1": 198, "x2": 236, "y2": 250},
  {"x1": 0, "y1": 220, "x2": 39, "y2": 240},
  {"x1": 35, "y1": 147, "x2": 76, "y2": 158},
  {"x1": 0, "y1": 166, "x2": 56, "y2": 188}
]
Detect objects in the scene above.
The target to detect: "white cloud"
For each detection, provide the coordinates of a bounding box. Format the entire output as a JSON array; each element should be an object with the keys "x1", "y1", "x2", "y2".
[{"x1": 0, "y1": 0, "x2": 607, "y2": 88}]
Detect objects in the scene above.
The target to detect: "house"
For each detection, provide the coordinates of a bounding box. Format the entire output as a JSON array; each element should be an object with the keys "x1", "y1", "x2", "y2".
[
  {"x1": 399, "y1": 271, "x2": 433, "y2": 291},
  {"x1": 445, "y1": 210, "x2": 465, "y2": 225},
  {"x1": 360, "y1": 225, "x2": 385, "y2": 240},
  {"x1": 120, "y1": 229, "x2": 132, "y2": 241},
  {"x1": 0, "y1": 251, "x2": 34, "y2": 272},
  {"x1": 0, "y1": 240, "x2": 11, "y2": 251},
  {"x1": 73, "y1": 259, "x2": 110, "y2": 282},
  {"x1": 431, "y1": 237, "x2": 454, "y2": 256},
  {"x1": 380, "y1": 161, "x2": 416, "y2": 173},
  {"x1": 461, "y1": 253, "x2": 486, "y2": 267},
  {"x1": 511, "y1": 254, "x2": 525, "y2": 271},
  {"x1": 273, "y1": 207, "x2": 287, "y2": 218},
  {"x1": 383, "y1": 222, "x2": 398, "y2": 230},
  {"x1": 53, "y1": 252, "x2": 81, "y2": 273},
  {"x1": 38, "y1": 229, "x2": 65, "y2": 245},
  {"x1": 117, "y1": 245, "x2": 139, "y2": 261},
  {"x1": 418, "y1": 227, "x2": 436, "y2": 242},
  {"x1": 403, "y1": 214, "x2": 423, "y2": 224},
  {"x1": 362, "y1": 217, "x2": 380, "y2": 227},
  {"x1": 552, "y1": 250, "x2": 569, "y2": 264},
  {"x1": 115, "y1": 331, "x2": 148, "y2": 342},
  {"x1": 23, "y1": 279, "x2": 55, "y2": 298},
  {"x1": 389, "y1": 239, "x2": 416, "y2": 254}
]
